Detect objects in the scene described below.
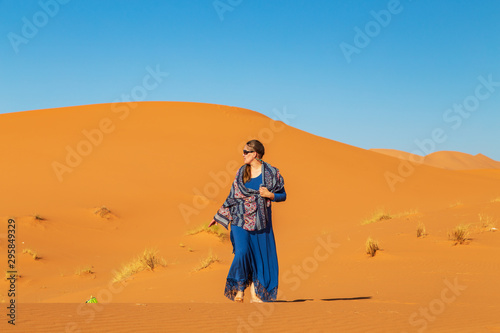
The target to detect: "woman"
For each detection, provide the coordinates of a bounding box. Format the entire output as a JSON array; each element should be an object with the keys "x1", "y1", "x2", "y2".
[{"x1": 209, "y1": 139, "x2": 286, "y2": 303}]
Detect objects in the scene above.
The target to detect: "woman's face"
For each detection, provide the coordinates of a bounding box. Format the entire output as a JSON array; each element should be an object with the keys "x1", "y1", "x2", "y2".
[{"x1": 243, "y1": 145, "x2": 257, "y2": 165}]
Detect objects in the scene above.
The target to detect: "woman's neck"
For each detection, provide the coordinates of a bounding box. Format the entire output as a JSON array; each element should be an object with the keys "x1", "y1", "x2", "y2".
[{"x1": 250, "y1": 160, "x2": 262, "y2": 170}]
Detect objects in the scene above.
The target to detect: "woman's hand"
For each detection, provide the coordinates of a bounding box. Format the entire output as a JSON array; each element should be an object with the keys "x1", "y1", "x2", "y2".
[
  {"x1": 208, "y1": 220, "x2": 217, "y2": 227},
  {"x1": 259, "y1": 186, "x2": 275, "y2": 200}
]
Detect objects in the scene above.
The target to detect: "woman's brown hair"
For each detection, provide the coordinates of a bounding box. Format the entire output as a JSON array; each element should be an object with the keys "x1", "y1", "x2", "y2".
[{"x1": 243, "y1": 139, "x2": 265, "y2": 184}]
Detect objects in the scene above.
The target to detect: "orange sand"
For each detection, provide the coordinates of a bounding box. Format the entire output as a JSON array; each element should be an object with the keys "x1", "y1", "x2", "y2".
[{"x1": 1, "y1": 102, "x2": 499, "y2": 332}]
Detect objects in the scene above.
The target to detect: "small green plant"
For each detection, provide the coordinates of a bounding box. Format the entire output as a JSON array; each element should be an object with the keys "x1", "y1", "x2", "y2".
[
  {"x1": 416, "y1": 223, "x2": 427, "y2": 238},
  {"x1": 448, "y1": 224, "x2": 470, "y2": 245},
  {"x1": 86, "y1": 296, "x2": 98, "y2": 303},
  {"x1": 22, "y1": 248, "x2": 41, "y2": 260},
  {"x1": 187, "y1": 223, "x2": 227, "y2": 240},
  {"x1": 193, "y1": 250, "x2": 220, "y2": 271},
  {"x1": 361, "y1": 209, "x2": 392, "y2": 225},
  {"x1": 112, "y1": 248, "x2": 167, "y2": 283},
  {"x1": 179, "y1": 243, "x2": 185, "y2": 248},
  {"x1": 365, "y1": 237, "x2": 380, "y2": 257}
]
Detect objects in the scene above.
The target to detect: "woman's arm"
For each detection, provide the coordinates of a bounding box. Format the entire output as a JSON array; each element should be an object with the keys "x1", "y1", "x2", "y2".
[
  {"x1": 272, "y1": 188, "x2": 286, "y2": 202},
  {"x1": 260, "y1": 186, "x2": 286, "y2": 202}
]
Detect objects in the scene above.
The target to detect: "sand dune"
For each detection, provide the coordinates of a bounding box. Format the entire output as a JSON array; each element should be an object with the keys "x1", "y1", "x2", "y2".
[
  {"x1": 1, "y1": 102, "x2": 499, "y2": 332},
  {"x1": 369, "y1": 148, "x2": 424, "y2": 164},
  {"x1": 371, "y1": 148, "x2": 500, "y2": 170},
  {"x1": 425, "y1": 151, "x2": 500, "y2": 170}
]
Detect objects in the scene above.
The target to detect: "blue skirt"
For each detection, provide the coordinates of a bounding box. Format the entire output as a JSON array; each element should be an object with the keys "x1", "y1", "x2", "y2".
[{"x1": 224, "y1": 219, "x2": 279, "y2": 302}]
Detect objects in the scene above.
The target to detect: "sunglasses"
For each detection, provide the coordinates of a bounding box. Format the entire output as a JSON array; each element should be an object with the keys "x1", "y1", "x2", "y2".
[{"x1": 243, "y1": 150, "x2": 255, "y2": 155}]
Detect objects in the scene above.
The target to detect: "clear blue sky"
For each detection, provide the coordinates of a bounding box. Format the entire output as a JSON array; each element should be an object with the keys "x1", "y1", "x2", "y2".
[{"x1": 1, "y1": 0, "x2": 499, "y2": 160}]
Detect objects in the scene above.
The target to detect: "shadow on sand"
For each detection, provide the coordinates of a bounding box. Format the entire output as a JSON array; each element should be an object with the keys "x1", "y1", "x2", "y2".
[{"x1": 274, "y1": 296, "x2": 372, "y2": 303}]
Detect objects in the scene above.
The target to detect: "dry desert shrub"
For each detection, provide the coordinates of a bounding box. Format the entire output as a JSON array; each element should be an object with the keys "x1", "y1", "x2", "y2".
[
  {"x1": 365, "y1": 237, "x2": 380, "y2": 257},
  {"x1": 112, "y1": 248, "x2": 167, "y2": 283},
  {"x1": 33, "y1": 214, "x2": 46, "y2": 221},
  {"x1": 448, "y1": 224, "x2": 470, "y2": 245},
  {"x1": 140, "y1": 248, "x2": 166, "y2": 271},
  {"x1": 187, "y1": 223, "x2": 227, "y2": 241},
  {"x1": 22, "y1": 248, "x2": 41, "y2": 260},
  {"x1": 416, "y1": 223, "x2": 427, "y2": 238},
  {"x1": 478, "y1": 214, "x2": 496, "y2": 232},
  {"x1": 394, "y1": 209, "x2": 420, "y2": 218},
  {"x1": 193, "y1": 250, "x2": 220, "y2": 272},
  {"x1": 362, "y1": 209, "x2": 392, "y2": 225},
  {"x1": 94, "y1": 206, "x2": 112, "y2": 219},
  {"x1": 490, "y1": 197, "x2": 500, "y2": 203},
  {"x1": 449, "y1": 201, "x2": 463, "y2": 208},
  {"x1": 361, "y1": 208, "x2": 419, "y2": 225},
  {"x1": 5, "y1": 271, "x2": 21, "y2": 280},
  {"x1": 75, "y1": 266, "x2": 95, "y2": 276}
]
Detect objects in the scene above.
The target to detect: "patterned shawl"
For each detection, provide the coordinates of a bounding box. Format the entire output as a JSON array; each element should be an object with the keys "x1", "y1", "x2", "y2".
[{"x1": 211, "y1": 161, "x2": 284, "y2": 231}]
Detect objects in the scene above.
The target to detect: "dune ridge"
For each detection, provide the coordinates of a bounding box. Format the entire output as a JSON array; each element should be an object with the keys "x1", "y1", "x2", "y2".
[{"x1": 371, "y1": 148, "x2": 500, "y2": 170}]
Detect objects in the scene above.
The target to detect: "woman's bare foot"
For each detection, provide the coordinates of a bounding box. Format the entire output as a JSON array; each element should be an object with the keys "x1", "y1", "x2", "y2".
[
  {"x1": 235, "y1": 290, "x2": 244, "y2": 303},
  {"x1": 250, "y1": 282, "x2": 263, "y2": 303}
]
